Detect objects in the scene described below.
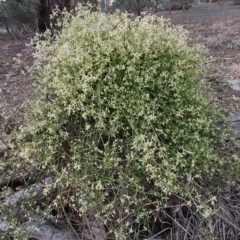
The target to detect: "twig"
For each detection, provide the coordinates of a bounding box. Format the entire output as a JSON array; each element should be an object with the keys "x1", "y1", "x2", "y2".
[
  {"x1": 148, "y1": 227, "x2": 172, "y2": 240},
  {"x1": 0, "y1": 136, "x2": 11, "y2": 150},
  {"x1": 163, "y1": 211, "x2": 193, "y2": 238}
]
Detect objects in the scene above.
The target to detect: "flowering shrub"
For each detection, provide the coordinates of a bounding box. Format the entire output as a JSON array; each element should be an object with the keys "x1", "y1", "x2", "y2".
[{"x1": 12, "y1": 8, "x2": 220, "y2": 239}]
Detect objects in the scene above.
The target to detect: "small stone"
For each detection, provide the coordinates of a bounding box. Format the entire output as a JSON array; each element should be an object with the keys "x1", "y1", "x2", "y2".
[
  {"x1": 0, "y1": 220, "x2": 8, "y2": 231},
  {"x1": 3, "y1": 73, "x2": 13, "y2": 81},
  {"x1": 223, "y1": 111, "x2": 240, "y2": 140},
  {"x1": 225, "y1": 111, "x2": 240, "y2": 122},
  {"x1": 228, "y1": 79, "x2": 240, "y2": 91},
  {"x1": 229, "y1": 121, "x2": 240, "y2": 140}
]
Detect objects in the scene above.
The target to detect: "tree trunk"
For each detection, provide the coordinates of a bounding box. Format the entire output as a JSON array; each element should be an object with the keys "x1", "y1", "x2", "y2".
[
  {"x1": 153, "y1": 0, "x2": 157, "y2": 14},
  {"x1": 135, "y1": 0, "x2": 141, "y2": 16},
  {"x1": 169, "y1": 0, "x2": 172, "y2": 16},
  {"x1": 105, "y1": 0, "x2": 110, "y2": 13},
  {"x1": 35, "y1": 0, "x2": 70, "y2": 34},
  {"x1": 94, "y1": 0, "x2": 99, "y2": 9}
]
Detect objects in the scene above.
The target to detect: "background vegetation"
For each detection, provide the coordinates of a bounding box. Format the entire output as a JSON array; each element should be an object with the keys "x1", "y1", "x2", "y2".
[{"x1": 0, "y1": 0, "x2": 35, "y2": 39}]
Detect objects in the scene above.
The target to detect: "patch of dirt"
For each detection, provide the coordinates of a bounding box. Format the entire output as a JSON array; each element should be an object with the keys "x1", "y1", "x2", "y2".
[
  {"x1": 158, "y1": 1, "x2": 240, "y2": 24},
  {"x1": 0, "y1": 38, "x2": 34, "y2": 133}
]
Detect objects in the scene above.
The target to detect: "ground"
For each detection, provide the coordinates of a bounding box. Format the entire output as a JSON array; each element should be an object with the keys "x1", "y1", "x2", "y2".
[
  {"x1": 159, "y1": 1, "x2": 240, "y2": 24},
  {"x1": 0, "y1": 38, "x2": 34, "y2": 135}
]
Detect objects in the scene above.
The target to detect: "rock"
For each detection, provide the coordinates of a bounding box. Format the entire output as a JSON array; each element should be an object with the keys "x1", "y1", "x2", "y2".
[
  {"x1": 223, "y1": 111, "x2": 240, "y2": 140},
  {"x1": 2, "y1": 177, "x2": 54, "y2": 206},
  {"x1": 0, "y1": 216, "x2": 79, "y2": 240},
  {"x1": 0, "y1": 220, "x2": 8, "y2": 231},
  {"x1": 81, "y1": 214, "x2": 104, "y2": 240},
  {"x1": 21, "y1": 221, "x2": 78, "y2": 240},
  {"x1": 228, "y1": 79, "x2": 240, "y2": 91},
  {"x1": 0, "y1": 176, "x2": 79, "y2": 239},
  {"x1": 225, "y1": 111, "x2": 240, "y2": 122}
]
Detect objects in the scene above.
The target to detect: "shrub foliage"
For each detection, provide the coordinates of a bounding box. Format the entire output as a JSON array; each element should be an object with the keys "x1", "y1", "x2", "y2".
[{"x1": 12, "y1": 8, "x2": 220, "y2": 238}]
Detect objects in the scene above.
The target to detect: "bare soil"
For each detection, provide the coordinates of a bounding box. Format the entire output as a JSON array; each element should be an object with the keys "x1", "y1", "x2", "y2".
[
  {"x1": 0, "y1": 37, "x2": 34, "y2": 133},
  {"x1": 158, "y1": 1, "x2": 240, "y2": 24}
]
